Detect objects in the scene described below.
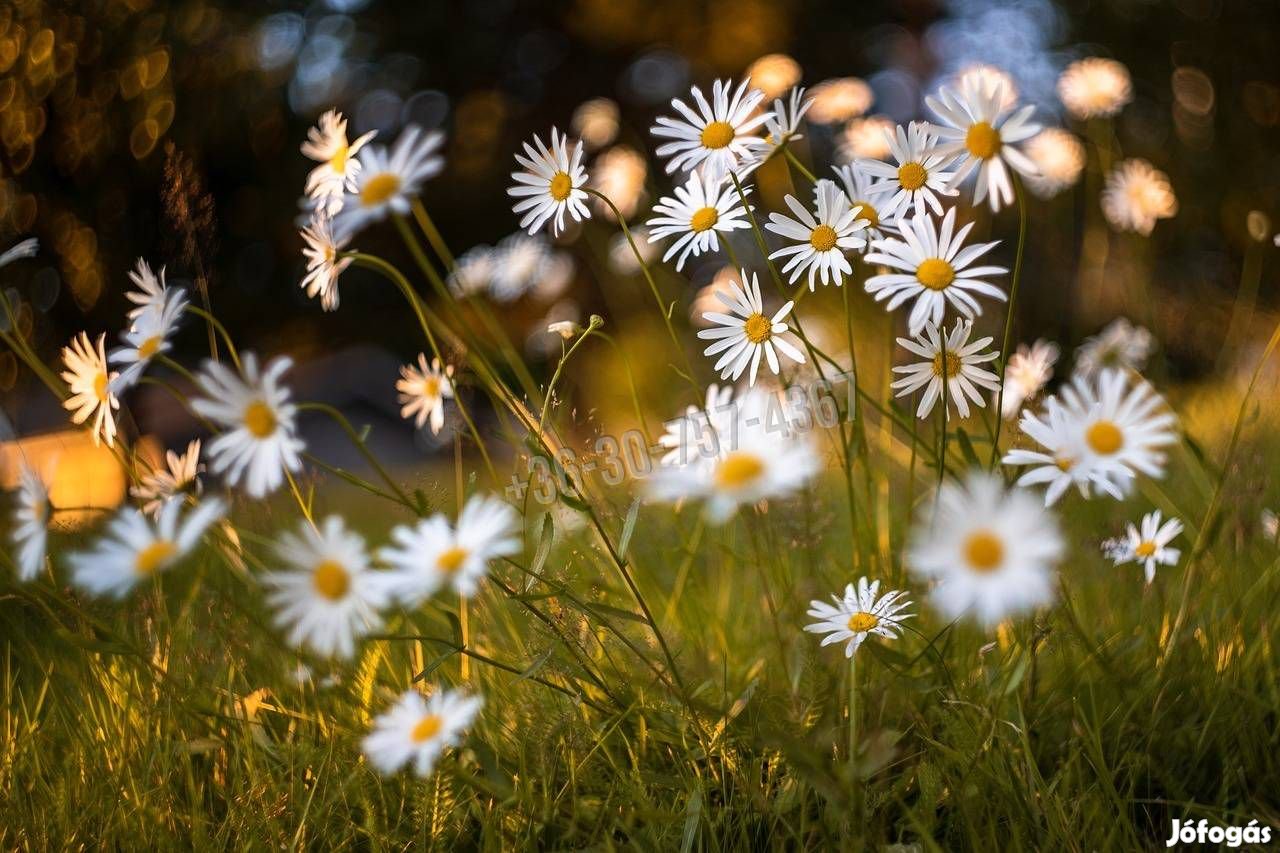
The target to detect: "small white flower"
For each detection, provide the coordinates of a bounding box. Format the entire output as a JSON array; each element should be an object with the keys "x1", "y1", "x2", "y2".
[
  {"x1": 396, "y1": 354, "x2": 454, "y2": 435},
  {"x1": 124, "y1": 258, "x2": 181, "y2": 324},
  {"x1": 1003, "y1": 398, "x2": 1107, "y2": 506},
  {"x1": 1101, "y1": 159, "x2": 1177, "y2": 236},
  {"x1": 891, "y1": 319, "x2": 1000, "y2": 420},
  {"x1": 10, "y1": 462, "x2": 51, "y2": 581},
  {"x1": 333, "y1": 125, "x2": 445, "y2": 238},
  {"x1": 764, "y1": 86, "x2": 813, "y2": 145},
  {"x1": 301, "y1": 109, "x2": 377, "y2": 215},
  {"x1": 61, "y1": 332, "x2": 119, "y2": 448},
  {"x1": 857, "y1": 121, "x2": 957, "y2": 219},
  {"x1": 1074, "y1": 317, "x2": 1154, "y2": 378},
  {"x1": 804, "y1": 577, "x2": 913, "y2": 658},
  {"x1": 1022, "y1": 129, "x2": 1085, "y2": 199},
  {"x1": 831, "y1": 163, "x2": 896, "y2": 242},
  {"x1": 1107, "y1": 509, "x2": 1183, "y2": 584},
  {"x1": 650, "y1": 79, "x2": 772, "y2": 181},
  {"x1": 300, "y1": 214, "x2": 353, "y2": 311},
  {"x1": 546, "y1": 320, "x2": 581, "y2": 339},
  {"x1": 508, "y1": 127, "x2": 590, "y2": 236},
  {"x1": 658, "y1": 383, "x2": 736, "y2": 467},
  {"x1": 696, "y1": 269, "x2": 805, "y2": 386},
  {"x1": 0, "y1": 237, "x2": 38, "y2": 268},
  {"x1": 380, "y1": 494, "x2": 521, "y2": 604},
  {"x1": 109, "y1": 286, "x2": 188, "y2": 390},
  {"x1": 363, "y1": 688, "x2": 483, "y2": 778},
  {"x1": 1057, "y1": 58, "x2": 1132, "y2": 120},
  {"x1": 1000, "y1": 339, "x2": 1059, "y2": 419},
  {"x1": 131, "y1": 439, "x2": 204, "y2": 517},
  {"x1": 766, "y1": 179, "x2": 868, "y2": 289},
  {"x1": 645, "y1": 172, "x2": 751, "y2": 272}
]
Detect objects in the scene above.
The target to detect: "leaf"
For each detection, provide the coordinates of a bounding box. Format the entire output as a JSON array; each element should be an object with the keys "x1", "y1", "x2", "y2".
[
  {"x1": 679, "y1": 789, "x2": 702, "y2": 853},
  {"x1": 530, "y1": 513, "x2": 553, "y2": 577},
  {"x1": 413, "y1": 647, "x2": 460, "y2": 683},
  {"x1": 518, "y1": 647, "x2": 554, "y2": 681},
  {"x1": 955, "y1": 427, "x2": 982, "y2": 468},
  {"x1": 584, "y1": 602, "x2": 647, "y2": 624},
  {"x1": 618, "y1": 498, "x2": 641, "y2": 559}
]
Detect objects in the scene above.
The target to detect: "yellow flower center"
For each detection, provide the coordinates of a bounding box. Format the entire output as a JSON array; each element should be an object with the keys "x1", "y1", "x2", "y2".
[
  {"x1": 715, "y1": 451, "x2": 765, "y2": 489},
  {"x1": 898, "y1": 161, "x2": 927, "y2": 190},
  {"x1": 360, "y1": 172, "x2": 401, "y2": 207},
  {"x1": 243, "y1": 400, "x2": 277, "y2": 439},
  {"x1": 94, "y1": 372, "x2": 110, "y2": 402},
  {"x1": 436, "y1": 546, "x2": 469, "y2": 574},
  {"x1": 548, "y1": 171, "x2": 573, "y2": 201},
  {"x1": 421, "y1": 376, "x2": 441, "y2": 400},
  {"x1": 135, "y1": 540, "x2": 177, "y2": 575},
  {"x1": 963, "y1": 530, "x2": 1005, "y2": 573},
  {"x1": 847, "y1": 611, "x2": 879, "y2": 632},
  {"x1": 700, "y1": 120, "x2": 736, "y2": 149},
  {"x1": 690, "y1": 206, "x2": 719, "y2": 233},
  {"x1": 852, "y1": 200, "x2": 879, "y2": 229},
  {"x1": 809, "y1": 224, "x2": 839, "y2": 252},
  {"x1": 931, "y1": 351, "x2": 962, "y2": 378},
  {"x1": 411, "y1": 713, "x2": 443, "y2": 743},
  {"x1": 312, "y1": 559, "x2": 350, "y2": 600},
  {"x1": 965, "y1": 121, "x2": 1002, "y2": 159},
  {"x1": 329, "y1": 142, "x2": 349, "y2": 172},
  {"x1": 743, "y1": 312, "x2": 772, "y2": 344},
  {"x1": 915, "y1": 258, "x2": 955, "y2": 291},
  {"x1": 1055, "y1": 456, "x2": 1074, "y2": 472},
  {"x1": 1086, "y1": 420, "x2": 1124, "y2": 455},
  {"x1": 137, "y1": 335, "x2": 163, "y2": 360},
  {"x1": 1135, "y1": 541, "x2": 1157, "y2": 558}
]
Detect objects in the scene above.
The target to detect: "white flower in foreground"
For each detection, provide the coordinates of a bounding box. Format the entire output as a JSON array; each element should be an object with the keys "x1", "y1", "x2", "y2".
[
  {"x1": 363, "y1": 688, "x2": 483, "y2": 778},
  {"x1": 648, "y1": 389, "x2": 818, "y2": 523},
  {"x1": 333, "y1": 126, "x2": 445, "y2": 238},
  {"x1": 807, "y1": 77, "x2": 873, "y2": 124},
  {"x1": 300, "y1": 214, "x2": 352, "y2": 312},
  {"x1": 1057, "y1": 58, "x2": 1132, "y2": 120},
  {"x1": 764, "y1": 86, "x2": 813, "y2": 145},
  {"x1": 1101, "y1": 159, "x2": 1177, "y2": 236},
  {"x1": 658, "y1": 383, "x2": 735, "y2": 467},
  {"x1": 891, "y1": 320, "x2": 1000, "y2": 420},
  {"x1": 858, "y1": 121, "x2": 957, "y2": 219},
  {"x1": 645, "y1": 172, "x2": 751, "y2": 272},
  {"x1": 508, "y1": 127, "x2": 590, "y2": 236},
  {"x1": 11, "y1": 462, "x2": 51, "y2": 581},
  {"x1": 109, "y1": 286, "x2": 188, "y2": 390},
  {"x1": 301, "y1": 109, "x2": 377, "y2": 215},
  {"x1": 831, "y1": 163, "x2": 895, "y2": 242},
  {"x1": 650, "y1": 78, "x2": 772, "y2": 181},
  {"x1": 262, "y1": 516, "x2": 389, "y2": 659},
  {"x1": 864, "y1": 207, "x2": 1007, "y2": 336},
  {"x1": 380, "y1": 494, "x2": 521, "y2": 603},
  {"x1": 696, "y1": 269, "x2": 805, "y2": 385},
  {"x1": 1022, "y1": 129, "x2": 1085, "y2": 199},
  {"x1": 1106, "y1": 510, "x2": 1183, "y2": 584},
  {"x1": 926, "y1": 80, "x2": 1041, "y2": 212},
  {"x1": 1058, "y1": 367, "x2": 1177, "y2": 493},
  {"x1": 1000, "y1": 339, "x2": 1060, "y2": 419},
  {"x1": 766, "y1": 179, "x2": 868, "y2": 289},
  {"x1": 191, "y1": 354, "x2": 304, "y2": 498},
  {"x1": 804, "y1": 577, "x2": 913, "y2": 658},
  {"x1": 0, "y1": 237, "x2": 38, "y2": 267},
  {"x1": 1074, "y1": 317, "x2": 1154, "y2": 379},
  {"x1": 1003, "y1": 398, "x2": 1107, "y2": 506},
  {"x1": 61, "y1": 332, "x2": 119, "y2": 448},
  {"x1": 131, "y1": 439, "x2": 204, "y2": 517},
  {"x1": 69, "y1": 497, "x2": 225, "y2": 599},
  {"x1": 447, "y1": 244, "x2": 495, "y2": 298},
  {"x1": 908, "y1": 471, "x2": 1062, "y2": 626},
  {"x1": 124, "y1": 258, "x2": 181, "y2": 324},
  {"x1": 396, "y1": 354, "x2": 454, "y2": 435}
]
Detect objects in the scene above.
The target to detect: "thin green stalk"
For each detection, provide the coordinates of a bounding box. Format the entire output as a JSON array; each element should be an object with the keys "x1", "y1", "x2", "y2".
[
  {"x1": 988, "y1": 174, "x2": 1028, "y2": 467},
  {"x1": 538, "y1": 317, "x2": 603, "y2": 436},
  {"x1": 187, "y1": 306, "x2": 242, "y2": 371},
  {"x1": 296, "y1": 401, "x2": 418, "y2": 512}
]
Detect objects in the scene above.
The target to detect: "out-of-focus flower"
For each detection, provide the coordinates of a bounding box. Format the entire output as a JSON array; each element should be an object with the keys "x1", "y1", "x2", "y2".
[
  {"x1": 10, "y1": 462, "x2": 50, "y2": 581},
  {"x1": 1261, "y1": 509, "x2": 1279, "y2": 541},
  {"x1": 1105, "y1": 509, "x2": 1183, "y2": 584},
  {"x1": 447, "y1": 244, "x2": 496, "y2": 298},
  {"x1": 1246, "y1": 211, "x2": 1271, "y2": 242},
  {"x1": 396, "y1": 354, "x2": 453, "y2": 435},
  {"x1": 590, "y1": 145, "x2": 647, "y2": 220},
  {"x1": 805, "y1": 577, "x2": 913, "y2": 658},
  {"x1": 689, "y1": 266, "x2": 740, "y2": 325},
  {"x1": 1101, "y1": 159, "x2": 1177, "y2": 235},
  {"x1": 1000, "y1": 339, "x2": 1059, "y2": 419},
  {"x1": 0, "y1": 237, "x2": 38, "y2": 268},
  {"x1": 837, "y1": 115, "x2": 894, "y2": 162},
  {"x1": 766, "y1": 179, "x2": 868, "y2": 289},
  {"x1": 658, "y1": 383, "x2": 735, "y2": 467},
  {"x1": 489, "y1": 233, "x2": 574, "y2": 302},
  {"x1": 807, "y1": 77, "x2": 873, "y2": 124},
  {"x1": 859, "y1": 121, "x2": 957, "y2": 219},
  {"x1": 62, "y1": 333, "x2": 119, "y2": 448},
  {"x1": 607, "y1": 227, "x2": 659, "y2": 275},
  {"x1": 1074, "y1": 317, "x2": 1154, "y2": 378},
  {"x1": 124, "y1": 259, "x2": 181, "y2": 324},
  {"x1": 363, "y1": 689, "x2": 483, "y2": 778},
  {"x1": 747, "y1": 53, "x2": 802, "y2": 99},
  {"x1": 508, "y1": 128, "x2": 591, "y2": 236},
  {"x1": 299, "y1": 214, "x2": 352, "y2": 312},
  {"x1": 110, "y1": 285, "x2": 188, "y2": 390},
  {"x1": 646, "y1": 172, "x2": 751, "y2": 272},
  {"x1": 650, "y1": 79, "x2": 771, "y2": 181},
  {"x1": 301, "y1": 109, "x2": 376, "y2": 215},
  {"x1": 1058, "y1": 58, "x2": 1132, "y2": 120},
  {"x1": 892, "y1": 319, "x2": 1001, "y2": 420},
  {"x1": 333, "y1": 126, "x2": 445, "y2": 238},
  {"x1": 955, "y1": 64, "x2": 1019, "y2": 112},
  {"x1": 131, "y1": 439, "x2": 204, "y2": 517},
  {"x1": 571, "y1": 97, "x2": 620, "y2": 150},
  {"x1": 1022, "y1": 129, "x2": 1085, "y2": 199},
  {"x1": 546, "y1": 320, "x2": 580, "y2": 339},
  {"x1": 696, "y1": 269, "x2": 804, "y2": 386}
]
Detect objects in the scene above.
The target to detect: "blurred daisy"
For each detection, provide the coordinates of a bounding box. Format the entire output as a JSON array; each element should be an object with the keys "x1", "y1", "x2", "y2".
[
  {"x1": 891, "y1": 319, "x2": 1000, "y2": 420},
  {"x1": 1106, "y1": 509, "x2": 1183, "y2": 584},
  {"x1": 1002, "y1": 398, "x2": 1108, "y2": 506},
  {"x1": 508, "y1": 127, "x2": 590, "y2": 236},
  {"x1": 333, "y1": 126, "x2": 445, "y2": 238},
  {"x1": 447, "y1": 244, "x2": 495, "y2": 298},
  {"x1": 109, "y1": 287, "x2": 188, "y2": 390},
  {"x1": 363, "y1": 688, "x2": 483, "y2": 778},
  {"x1": 1261, "y1": 509, "x2": 1278, "y2": 541},
  {"x1": 607, "y1": 227, "x2": 659, "y2": 275},
  {"x1": 926, "y1": 80, "x2": 1041, "y2": 212},
  {"x1": 831, "y1": 163, "x2": 895, "y2": 241},
  {"x1": 61, "y1": 332, "x2": 119, "y2": 448},
  {"x1": 1058, "y1": 58, "x2": 1132, "y2": 120},
  {"x1": 300, "y1": 214, "x2": 352, "y2": 312},
  {"x1": 380, "y1": 494, "x2": 520, "y2": 603},
  {"x1": 590, "y1": 145, "x2": 647, "y2": 221},
  {"x1": 658, "y1": 383, "x2": 735, "y2": 467},
  {"x1": 650, "y1": 79, "x2": 771, "y2": 181},
  {"x1": 858, "y1": 121, "x2": 957, "y2": 218},
  {"x1": 1000, "y1": 339, "x2": 1060, "y2": 419},
  {"x1": 489, "y1": 233, "x2": 574, "y2": 302},
  {"x1": 397, "y1": 354, "x2": 454, "y2": 435},
  {"x1": 1022, "y1": 129, "x2": 1085, "y2": 199},
  {"x1": 765, "y1": 179, "x2": 868, "y2": 289},
  {"x1": 696, "y1": 269, "x2": 805, "y2": 385},
  {"x1": 301, "y1": 109, "x2": 377, "y2": 215},
  {"x1": 131, "y1": 439, "x2": 204, "y2": 517},
  {"x1": 10, "y1": 462, "x2": 50, "y2": 581},
  {"x1": 191, "y1": 354, "x2": 304, "y2": 498},
  {"x1": 955, "y1": 64, "x2": 1019, "y2": 112},
  {"x1": 837, "y1": 115, "x2": 894, "y2": 162},
  {"x1": 571, "y1": 97, "x2": 620, "y2": 150},
  {"x1": 1074, "y1": 317, "x2": 1154, "y2": 378},
  {"x1": 1059, "y1": 367, "x2": 1177, "y2": 492},
  {"x1": 645, "y1": 172, "x2": 751, "y2": 272},
  {"x1": 124, "y1": 258, "x2": 182, "y2": 324},
  {"x1": 807, "y1": 77, "x2": 873, "y2": 124},
  {"x1": 908, "y1": 471, "x2": 1062, "y2": 626},
  {"x1": 804, "y1": 577, "x2": 913, "y2": 658},
  {"x1": 1101, "y1": 159, "x2": 1177, "y2": 235},
  {"x1": 0, "y1": 237, "x2": 38, "y2": 267},
  {"x1": 263, "y1": 516, "x2": 388, "y2": 659},
  {"x1": 69, "y1": 497, "x2": 225, "y2": 599},
  {"x1": 764, "y1": 86, "x2": 813, "y2": 145},
  {"x1": 864, "y1": 207, "x2": 1007, "y2": 336},
  {"x1": 746, "y1": 53, "x2": 802, "y2": 99}
]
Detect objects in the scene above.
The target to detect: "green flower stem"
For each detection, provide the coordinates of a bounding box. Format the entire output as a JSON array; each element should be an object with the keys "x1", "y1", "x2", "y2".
[
  {"x1": 988, "y1": 174, "x2": 1028, "y2": 468},
  {"x1": 186, "y1": 306, "x2": 242, "y2": 372},
  {"x1": 296, "y1": 401, "x2": 418, "y2": 512}
]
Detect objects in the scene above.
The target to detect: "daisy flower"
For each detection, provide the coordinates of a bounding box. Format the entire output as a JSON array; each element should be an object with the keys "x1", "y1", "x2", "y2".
[
  {"x1": 1106, "y1": 509, "x2": 1183, "y2": 584},
  {"x1": 804, "y1": 577, "x2": 913, "y2": 658},
  {"x1": 1074, "y1": 317, "x2": 1154, "y2": 378},
  {"x1": 764, "y1": 86, "x2": 813, "y2": 145},
  {"x1": 806, "y1": 77, "x2": 873, "y2": 124},
  {"x1": 109, "y1": 285, "x2": 188, "y2": 390},
  {"x1": 300, "y1": 214, "x2": 353, "y2": 311},
  {"x1": 68, "y1": 497, "x2": 225, "y2": 599},
  {"x1": 1058, "y1": 367, "x2": 1177, "y2": 492},
  {"x1": 1000, "y1": 339, "x2": 1060, "y2": 419},
  {"x1": 831, "y1": 163, "x2": 895, "y2": 241},
  {"x1": 1057, "y1": 58, "x2": 1132, "y2": 120},
  {"x1": 765, "y1": 179, "x2": 868, "y2": 289},
  {"x1": 10, "y1": 462, "x2": 51, "y2": 581},
  {"x1": 1101, "y1": 159, "x2": 1177, "y2": 236},
  {"x1": 0, "y1": 237, "x2": 38, "y2": 267},
  {"x1": 650, "y1": 78, "x2": 772, "y2": 181},
  {"x1": 262, "y1": 516, "x2": 389, "y2": 659},
  {"x1": 447, "y1": 244, "x2": 496, "y2": 298},
  {"x1": 488, "y1": 233, "x2": 571, "y2": 302},
  {"x1": 696, "y1": 269, "x2": 805, "y2": 386},
  {"x1": 908, "y1": 471, "x2": 1063, "y2": 626},
  {"x1": 864, "y1": 207, "x2": 1007, "y2": 336},
  {"x1": 396, "y1": 354, "x2": 454, "y2": 435},
  {"x1": 131, "y1": 439, "x2": 203, "y2": 517},
  {"x1": 508, "y1": 127, "x2": 591, "y2": 236},
  {"x1": 124, "y1": 258, "x2": 182, "y2": 324},
  {"x1": 1002, "y1": 398, "x2": 1111, "y2": 506},
  {"x1": 658, "y1": 383, "x2": 736, "y2": 467},
  {"x1": 190, "y1": 354, "x2": 305, "y2": 498},
  {"x1": 925, "y1": 79, "x2": 1041, "y2": 212},
  {"x1": 1022, "y1": 129, "x2": 1085, "y2": 199},
  {"x1": 645, "y1": 172, "x2": 751, "y2": 272},
  {"x1": 333, "y1": 125, "x2": 445, "y2": 238},
  {"x1": 380, "y1": 493, "x2": 521, "y2": 603},
  {"x1": 61, "y1": 332, "x2": 120, "y2": 448},
  {"x1": 858, "y1": 121, "x2": 957, "y2": 219},
  {"x1": 891, "y1": 319, "x2": 1000, "y2": 420},
  {"x1": 954, "y1": 64, "x2": 1019, "y2": 112},
  {"x1": 363, "y1": 688, "x2": 483, "y2": 778},
  {"x1": 301, "y1": 109, "x2": 377, "y2": 215}
]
